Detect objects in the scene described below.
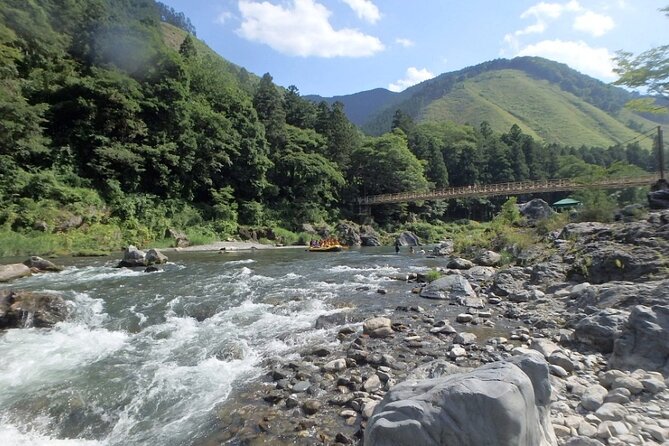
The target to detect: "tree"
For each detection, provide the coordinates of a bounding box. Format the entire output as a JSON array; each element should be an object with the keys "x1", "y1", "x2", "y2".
[
  {"x1": 349, "y1": 129, "x2": 429, "y2": 197},
  {"x1": 613, "y1": 6, "x2": 668, "y2": 112},
  {"x1": 253, "y1": 73, "x2": 286, "y2": 150}
]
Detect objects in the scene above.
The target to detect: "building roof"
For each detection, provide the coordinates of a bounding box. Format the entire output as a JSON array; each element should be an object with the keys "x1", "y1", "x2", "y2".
[{"x1": 553, "y1": 198, "x2": 582, "y2": 206}]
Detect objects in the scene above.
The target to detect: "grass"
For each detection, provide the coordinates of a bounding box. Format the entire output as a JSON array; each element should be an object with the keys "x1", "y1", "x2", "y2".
[{"x1": 422, "y1": 69, "x2": 656, "y2": 149}]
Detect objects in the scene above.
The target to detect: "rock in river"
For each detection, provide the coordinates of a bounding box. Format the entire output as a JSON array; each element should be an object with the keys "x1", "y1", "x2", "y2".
[
  {"x1": 0, "y1": 264, "x2": 31, "y2": 282},
  {"x1": 0, "y1": 290, "x2": 69, "y2": 329}
]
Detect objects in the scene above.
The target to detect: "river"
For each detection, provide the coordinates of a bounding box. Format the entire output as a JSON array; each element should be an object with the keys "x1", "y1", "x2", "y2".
[{"x1": 0, "y1": 247, "x2": 445, "y2": 445}]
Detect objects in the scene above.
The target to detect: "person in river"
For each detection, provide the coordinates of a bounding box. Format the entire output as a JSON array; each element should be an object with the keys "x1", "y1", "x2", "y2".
[{"x1": 394, "y1": 239, "x2": 401, "y2": 254}]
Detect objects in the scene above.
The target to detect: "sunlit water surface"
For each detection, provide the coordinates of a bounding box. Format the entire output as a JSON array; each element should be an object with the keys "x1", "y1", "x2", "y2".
[{"x1": 0, "y1": 248, "x2": 443, "y2": 445}]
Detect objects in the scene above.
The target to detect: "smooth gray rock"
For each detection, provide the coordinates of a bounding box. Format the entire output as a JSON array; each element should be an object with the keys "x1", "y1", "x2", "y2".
[
  {"x1": 118, "y1": 245, "x2": 147, "y2": 268},
  {"x1": 581, "y1": 384, "x2": 607, "y2": 411},
  {"x1": 0, "y1": 264, "x2": 31, "y2": 282},
  {"x1": 396, "y1": 231, "x2": 420, "y2": 247},
  {"x1": 365, "y1": 355, "x2": 556, "y2": 446},
  {"x1": 447, "y1": 257, "x2": 473, "y2": 270},
  {"x1": 474, "y1": 250, "x2": 502, "y2": 267},
  {"x1": 363, "y1": 317, "x2": 393, "y2": 338},
  {"x1": 520, "y1": 199, "x2": 555, "y2": 221},
  {"x1": 23, "y1": 256, "x2": 62, "y2": 272},
  {"x1": 420, "y1": 275, "x2": 476, "y2": 305},
  {"x1": 609, "y1": 305, "x2": 669, "y2": 374},
  {"x1": 574, "y1": 309, "x2": 628, "y2": 353},
  {"x1": 145, "y1": 249, "x2": 168, "y2": 265}
]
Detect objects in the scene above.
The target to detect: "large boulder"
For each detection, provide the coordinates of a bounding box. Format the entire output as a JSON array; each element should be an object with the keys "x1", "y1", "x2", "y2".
[
  {"x1": 55, "y1": 214, "x2": 83, "y2": 232},
  {"x1": 648, "y1": 189, "x2": 669, "y2": 210},
  {"x1": 360, "y1": 225, "x2": 381, "y2": 247},
  {"x1": 573, "y1": 309, "x2": 629, "y2": 353},
  {"x1": 0, "y1": 291, "x2": 69, "y2": 329},
  {"x1": 336, "y1": 222, "x2": 362, "y2": 247},
  {"x1": 474, "y1": 250, "x2": 502, "y2": 267},
  {"x1": 396, "y1": 232, "x2": 420, "y2": 247},
  {"x1": 365, "y1": 354, "x2": 556, "y2": 446},
  {"x1": 145, "y1": 249, "x2": 168, "y2": 265},
  {"x1": 491, "y1": 267, "x2": 531, "y2": 297},
  {"x1": 117, "y1": 245, "x2": 148, "y2": 268},
  {"x1": 23, "y1": 256, "x2": 62, "y2": 272},
  {"x1": 520, "y1": 199, "x2": 555, "y2": 221},
  {"x1": 609, "y1": 305, "x2": 669, "y2": 374},
  {"x1": 432, "y1": 240, "x2": 454, "y2": 256},
  {"x1": 0, "y1": 264, "x2": 31, "y2": 282},
  {"x1": 420, "y1": 275, "x2": 477, "y2": 306},
  {"x1": 165, "y1": 228, "x2": 190, "y2": 247},
  {"x1": 575, "y1": 243, "x2": 666, "y2": 284}
]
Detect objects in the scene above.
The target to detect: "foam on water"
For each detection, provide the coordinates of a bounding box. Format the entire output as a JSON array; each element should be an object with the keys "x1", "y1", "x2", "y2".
[
  {"x1": 0, "y1": 423, "x2": 104, "y2": 446},
  {"x1": 0, "y1": 249, "x2": 379, "y2": 444}
]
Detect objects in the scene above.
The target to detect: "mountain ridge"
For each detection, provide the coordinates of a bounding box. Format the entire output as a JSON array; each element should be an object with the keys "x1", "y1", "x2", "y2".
[{"x1": 308, "y1": 56, "x2": 665, "y2": 148}]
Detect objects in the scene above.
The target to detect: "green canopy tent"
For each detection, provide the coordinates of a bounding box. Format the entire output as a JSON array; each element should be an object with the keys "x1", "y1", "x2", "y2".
[{"x1": 553, "y1": 198, "x2": 582, "y2": 211}]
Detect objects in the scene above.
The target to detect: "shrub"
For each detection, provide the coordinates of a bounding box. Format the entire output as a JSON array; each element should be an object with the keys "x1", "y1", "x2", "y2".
[{"x1": 424, "y1": 269, "x2": 442, "y2": 282}]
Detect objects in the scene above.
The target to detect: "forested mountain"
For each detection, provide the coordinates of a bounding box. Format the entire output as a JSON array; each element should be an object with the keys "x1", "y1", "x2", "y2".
[
  {"x1": 313, "y1": 57, "x2": 665, "y2": 148},
  {"x1": 0, "y1": 1, "x2": 659, "y2": 255}
]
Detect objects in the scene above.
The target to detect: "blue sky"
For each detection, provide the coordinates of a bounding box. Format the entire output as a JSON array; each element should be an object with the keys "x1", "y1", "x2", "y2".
[{"x1": 159, "y1": 0, "x2": 669, "y2": 96}]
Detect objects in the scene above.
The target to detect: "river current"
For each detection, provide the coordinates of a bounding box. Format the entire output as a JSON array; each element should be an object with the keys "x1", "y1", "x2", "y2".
[{"x1": 0, "y1": 247, "x2": 440, "y2": 445}]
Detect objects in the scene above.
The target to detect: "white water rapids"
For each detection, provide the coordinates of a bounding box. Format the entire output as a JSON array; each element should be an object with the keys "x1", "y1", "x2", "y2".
[{"x1": 0, "y1": 248, "x2": 429, "y2": 445}]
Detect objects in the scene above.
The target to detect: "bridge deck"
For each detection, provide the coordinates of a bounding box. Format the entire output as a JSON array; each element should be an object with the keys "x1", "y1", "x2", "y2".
[{"x1": 359, "y1": 174, "x2": 660, "y2": 205}]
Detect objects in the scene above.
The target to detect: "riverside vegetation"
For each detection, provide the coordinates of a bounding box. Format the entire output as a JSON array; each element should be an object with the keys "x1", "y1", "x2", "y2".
[{"x1": 0, "y1": 0, "x2": 663, "y2": 257}]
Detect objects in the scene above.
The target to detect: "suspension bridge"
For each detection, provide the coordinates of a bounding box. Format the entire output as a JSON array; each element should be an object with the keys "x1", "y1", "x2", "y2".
[{"x1": 358, "y1": 173, "x2": 662, "y2": 206}]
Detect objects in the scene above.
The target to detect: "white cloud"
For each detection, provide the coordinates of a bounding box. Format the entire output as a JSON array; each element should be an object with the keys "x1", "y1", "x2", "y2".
[
  {"x1": 215, "y1": 11, "x2": 233, "y2": 25},
  {"x1": 395, "y1": 38, "x2": 414, "y2": 48},
  {"x1": 236, "y1": 0, "x2": 384, "y2": 58},
  {"x1": 341, "y1": 0, "x2": 381, "y2": 24},
  {"x1": 573, "y1": 11, "x2": 615, "y2": 37},
  {"x1": 516, "y1": 39, "x2": 616, "y2": 79},
  {"x1": 504, "y1": 1, "x2": 582, "y2": 52},
  {"x1": 520, "y1": 1, "x2": 581, "y2": 21},
  {"x1": 388, "y1": 67, "x2": 435, "y2": 92}
]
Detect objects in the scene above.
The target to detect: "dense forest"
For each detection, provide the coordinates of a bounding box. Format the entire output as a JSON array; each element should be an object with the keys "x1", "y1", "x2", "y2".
[{"x1": 0, "y1": 0, "x2": 658, "y2": 254}]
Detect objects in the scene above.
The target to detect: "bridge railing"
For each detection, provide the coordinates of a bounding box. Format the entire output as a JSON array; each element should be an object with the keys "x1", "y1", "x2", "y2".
[{"x1": 359, "y1": 174, "x2": 660, "y2": 205}]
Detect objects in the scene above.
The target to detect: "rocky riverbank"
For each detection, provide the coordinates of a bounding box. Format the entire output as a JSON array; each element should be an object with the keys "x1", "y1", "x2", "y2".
[{"x1": 199, "y1": 209, "x2": 669, "y2": 446}]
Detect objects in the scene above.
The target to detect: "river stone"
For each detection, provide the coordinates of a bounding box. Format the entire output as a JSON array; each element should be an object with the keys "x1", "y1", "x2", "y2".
[
  {"x1": 0, "y1": 264, "x2": 31, "y2": 282},
  {"x1": 573, "y1": 309, "x2": 628, "y2": 353},
  {"x1": 292, "y1": 381, "x2": 310, "y2": 393},
  {"x1": 118, "y1": 245, "x2": 147, "y2": 267},
  {"x1": 363, "y1": 317, "x2": 393, "y2": 338},
  {"x1": 145, "y1": 249, "x2": 168, "y2": 265},
  {"x1": 604, "y1": 388, "x2": 631, "y2": 404},
  {"x1": 364, "y1": 375, "x2": 382, "y2": 392},
  {"x1": 23, "y1": 256, "x2": 62, "y2": 272},
  {"x1": 447, "y1": 257, "x2": 474, "y2": 270},
  {"x1": 610, "y1": 376, "x2": 643, "y2": 394},
  {"x1": 474, "y1": 250, "x2": 502, "y2": 267},
  {"x1": 454, "y1": 332, "x2": 477, "y2": 345},
  {"x1": 0, "y1": 290, "x2": 69, "y2": 329},
  {"x1": 609, "y1": 305, "x2": 669, "y2": 374},
  {"x1": 303, "y1": 400, "x2": 321, "y2": 415},
  {"x1": 491, "y1": 267, "x2": 531, "y2": 296},
  {"x1": 564, "y1": 438, "x2": 605, "y2": 446},
  {"x1": 595, "y1": 403, "x2": 628, "y2": 421},
  {"x1": 324, "y1": 359, "x2": 347, "y2": 372},
  {"x1": 420, "y1": 275, "x2": 476, "y2": 305},
  {"x1": 580, "y1": 385, "x2": 608, "y2": 411},
  {"x1": 364, "y1": 354, "x2": 557, "y2": 446}
]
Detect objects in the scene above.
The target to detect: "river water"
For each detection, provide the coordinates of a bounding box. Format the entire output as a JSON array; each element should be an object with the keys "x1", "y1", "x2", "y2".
[{"x1": 0, "y1": 247, "x2": 447, "y2": 445}]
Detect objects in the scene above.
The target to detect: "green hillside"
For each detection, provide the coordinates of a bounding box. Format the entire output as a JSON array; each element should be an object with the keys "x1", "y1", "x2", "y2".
[{"x1": 421, "y1": 69, "x2": 657, "y2": 148}]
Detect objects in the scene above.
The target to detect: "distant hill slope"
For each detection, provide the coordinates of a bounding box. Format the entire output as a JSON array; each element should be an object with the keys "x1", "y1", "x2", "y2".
[
  {"x1": 160, "y1": 22, "x2": 259, "y2": 94},
  {"x1": 305, "y1": 88, "x2": 399, "y2": 126},
  {"x1": 314, "y1": 57, "x2": 664, "y2": 148}
]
